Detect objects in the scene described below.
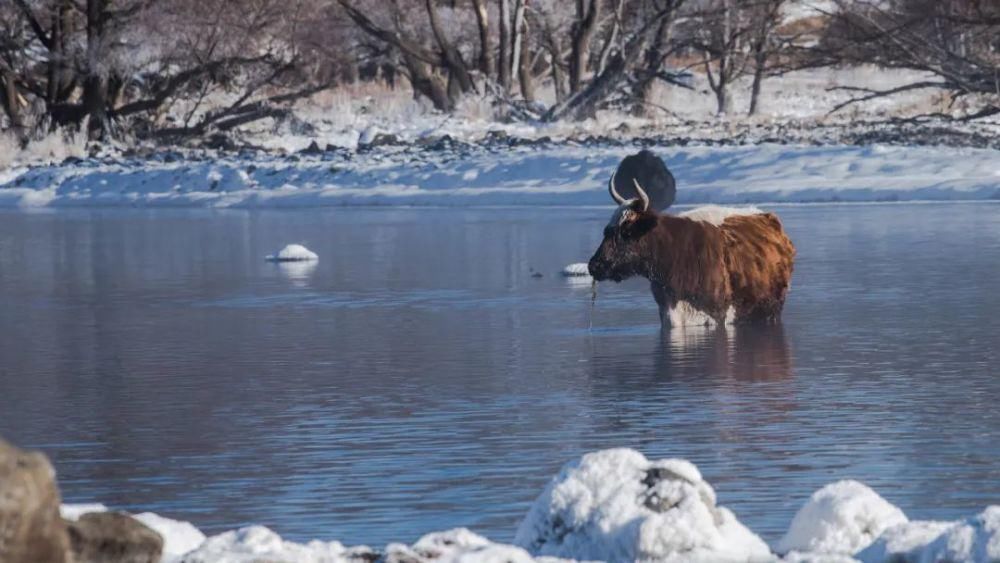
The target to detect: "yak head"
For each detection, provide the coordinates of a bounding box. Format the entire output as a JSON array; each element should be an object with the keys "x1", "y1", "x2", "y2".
[{"x1": 588, "y1": 171, "x2": 660, "y2": 282}]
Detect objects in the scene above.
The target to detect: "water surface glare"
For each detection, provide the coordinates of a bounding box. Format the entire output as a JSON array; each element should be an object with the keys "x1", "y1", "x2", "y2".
[{"x1": 1, "y1": 204, "x2": 999, "y2": 547}]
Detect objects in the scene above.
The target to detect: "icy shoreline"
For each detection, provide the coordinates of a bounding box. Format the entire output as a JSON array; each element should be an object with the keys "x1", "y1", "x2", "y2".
[
  {"x1": 60, "y1": 449, "x2": 999, "y2": 563},
  {"x1": 2, "y1": 142, "x2": 999, "y2": 209}
]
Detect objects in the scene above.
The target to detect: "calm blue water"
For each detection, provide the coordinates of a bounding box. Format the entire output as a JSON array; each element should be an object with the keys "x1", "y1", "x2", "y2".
[{"x1": 1, "y1": 203, "x2": 998, "y2": 547}]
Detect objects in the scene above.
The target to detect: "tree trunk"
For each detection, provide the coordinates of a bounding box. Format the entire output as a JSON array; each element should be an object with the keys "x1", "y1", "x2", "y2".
[
  {"x1": 1, "y1": 68, "x2": 25, "y2": 140},
  {"x1": 546, "y1": 52, "x2": 626, "y2": 121},
  {"x1": 83, "y1": 0, "x2": 110, "y2": 139},
  {"x1": 402, "y1": 53, "x2": 453, "y2": 112},
  {"x1": 517, "y1": 15, "x2": 535, "y2": 102},
  {"x1": 569, "y1": 0, "x2": 602, "y2": 94},
  {"x1": 748, "y1": 49, "x2": 766, "y2": 116},
  {"x1": 471, "y1": 0, "x2": 493, "y2": 77},
  {"x1": 498, "y1": 0, "x2": 512, "y2": 92},
  {"x1": 632, "y1": 15, "x2": 673, "y2": 116},
  {"x1": 542, "y1": 17, "x2": 567, "y2": 103},
  {"x1": 425, "y1": 0, "x2": 475, "y2": 96},
  {"x1": 510, "y1": 0, "x2": 527, "y2": 89}
]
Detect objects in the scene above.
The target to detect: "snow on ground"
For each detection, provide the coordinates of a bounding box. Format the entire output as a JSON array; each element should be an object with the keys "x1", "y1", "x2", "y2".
[
  {"x1": 856, "y1": 507, "x2": 1000, "y2": 563},
  {"x1": 2, "y1": 143, "x2": 999, "y2": 208},
  {"x1": 58, "y1": 449, "x2": 1000, "y2": 562},
  {"x1": 266, "y1": 244, "x2": 319, "y2": 262}
]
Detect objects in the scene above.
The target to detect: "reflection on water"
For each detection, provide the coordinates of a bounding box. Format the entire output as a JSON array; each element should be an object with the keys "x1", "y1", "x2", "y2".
[
  {"x1": 660, "y1": 324, "x2": 793, "y2": 382},
  {"x1": 276, "y1": 260, "x2": 318, "y2": 286},
  {"x1": 0, "y1": 204, "x2": 999, "y2": 548}
]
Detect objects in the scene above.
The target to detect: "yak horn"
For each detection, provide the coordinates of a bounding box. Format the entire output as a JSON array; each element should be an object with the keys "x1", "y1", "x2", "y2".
[
  {"x1": 632, "y1": 178, "x2": 650, "y2": 212},
  {"x1": 608, "y1": 168, "x2": 627, "y2": 205}
]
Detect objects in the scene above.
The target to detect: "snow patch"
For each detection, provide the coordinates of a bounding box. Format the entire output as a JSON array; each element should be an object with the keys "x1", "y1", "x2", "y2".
[
  {"x1": 385, "y1": 528, "x2": 553, "y2": 563},
  {"x1": 513, "y1": 448, "x2": 771, "y2": 562},
  {"x1": 857, "y1": 506, "x2": 1000, "y2": 563},
  {"x1": 679, "y1": 205, "x2": 764, "y2": 227},
  {"x1": 182, "y1": 525, "x2": 373, "y2": 563},
  {"x1": 266, "y1": 244, "x2": 319, "y2": 262},
  {"x1": 777, "y1": 480, "x2": 908, "y2": 556}
]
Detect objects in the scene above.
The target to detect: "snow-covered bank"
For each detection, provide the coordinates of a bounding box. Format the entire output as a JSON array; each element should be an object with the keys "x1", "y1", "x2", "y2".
[
  {"x1": 60, "y1": 448, "x2": 1000, "y2": 563},
  {"x1": 2, "y1": 143, "x2": 999, "y2": 208}
]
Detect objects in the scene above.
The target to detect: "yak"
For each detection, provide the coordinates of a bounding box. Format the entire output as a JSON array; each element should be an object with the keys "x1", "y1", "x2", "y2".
[{"x1": 588, "y1": 160, "x2": 795, "y2": 327}]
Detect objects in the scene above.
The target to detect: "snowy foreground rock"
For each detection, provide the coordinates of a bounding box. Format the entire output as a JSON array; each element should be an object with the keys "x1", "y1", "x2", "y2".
[
  {"x1": 514, "y1": 449, "x2": 770, "y2": 562},
  {"x1": 57, "y1": 448, "x2": 1000, "y2": 563}
]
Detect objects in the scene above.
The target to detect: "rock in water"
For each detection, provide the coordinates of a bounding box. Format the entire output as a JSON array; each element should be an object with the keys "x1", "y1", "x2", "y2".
[
  {"x1": 561, "y1": 263, "x2": 591, "y2": 277},
  {"x1": 66, "y1": 512, "x2": 163, "y2": 563},
  {"x1": 514, "y1": 448, "x2": 771, "y2": 561},
  {"x1": 0, "y1": 438, "x2": 70, "y2": 563},
  {"x1": 265, "y1": 244, "x2": 319, "y2": 262}
]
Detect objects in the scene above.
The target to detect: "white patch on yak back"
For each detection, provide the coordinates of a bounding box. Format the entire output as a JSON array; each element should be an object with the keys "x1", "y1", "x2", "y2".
[{"x1": 680, "y1": 205, "x2": 763, "y2": 226}]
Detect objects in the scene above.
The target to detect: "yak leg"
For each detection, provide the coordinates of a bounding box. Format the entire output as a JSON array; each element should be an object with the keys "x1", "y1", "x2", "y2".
[{"x1": 650, "y1": 282, "x2": 676, "y2": 327}]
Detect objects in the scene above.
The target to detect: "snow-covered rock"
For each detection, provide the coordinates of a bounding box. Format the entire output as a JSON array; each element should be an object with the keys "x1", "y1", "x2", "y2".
[
  {"x1": 777, "y1": 480, "x2": 908, "y2": 556},
  {"x1": 60, "y1": 503, "x2": 109, "y2": 521},
  {"x1": 561, "y1": 263, "x2": 591, "y2": 277},
  {"x1": 514, "y1": 448, "x2": 771, "y2": 562},
  {"x1": 133, "y1": 512, "x2": 207, "y2": 562},
  {"x1": 856, "y1": 506, "x2": 1000, "y2": 563},
  {"x1": 181, "y1": 525, "x2": 374, "y2": 563},
  {"x1": 266, "y1": 244, "x2": 319, "y2": 262},
  {"x1": 385, "y1": 528, "x2": 557, "y2": 563}
]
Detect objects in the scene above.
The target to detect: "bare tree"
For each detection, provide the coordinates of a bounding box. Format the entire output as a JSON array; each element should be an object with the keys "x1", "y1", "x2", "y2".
[
  {"x1": 471, "y1": 0, "x2": 493, "y2": 77},
  {"x1": 747, "y1": 0, "x2": 786, "y2": 116},
  {"x1": 689, "y1": 0, "x2": 754, "y2": 115},
  {"x1": 819, "y1": 0, "x2": 1000, "y2": 119},
  {"x1": 498, "y1": 0, "x2": 513, "y2": 91},
  {"x1": 2, "y1": 0, "x2": 329, "y2": 140},
  {"x1": 544, "y1": 0, "x2": 687, "y2": 121},
  {"x1": 569, "y1": 0, "x2": 602, "y2": 94}
]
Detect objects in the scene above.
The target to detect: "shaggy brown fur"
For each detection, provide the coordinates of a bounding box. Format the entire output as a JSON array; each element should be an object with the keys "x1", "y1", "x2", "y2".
[{"x1": 588, "y1": 205, "x2": 795, "y2": 325}]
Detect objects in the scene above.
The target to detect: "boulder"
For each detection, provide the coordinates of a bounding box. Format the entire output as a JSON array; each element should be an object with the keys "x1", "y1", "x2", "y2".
[
  {"x1": 299, "y1": 140, "x2": 323, "y2": 155},
  {"x1": 777, "y1": 480, "x2": 908, "y2": 556},
  {"x1": 0, "y1": 438, "x2": 70, "y2": 563},
  {"x1": 65, "y1": 511, "x2": 163, "y2": 563}
]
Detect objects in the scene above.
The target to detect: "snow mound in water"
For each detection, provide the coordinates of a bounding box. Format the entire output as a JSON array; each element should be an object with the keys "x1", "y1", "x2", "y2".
[
  {"x1": 777, "y1": 480, "x2": 908, "y2": 556},
  {"x1": 266, "y1": 244, "x2": 318, "y2": 262},
  {"x1": 133, "y1": 512, "x2": 207, "y2": 562},
  {"x1": 182, "y1": 525, "x2": 373, "y2": 563},
  {"x1": 857, "y1": 506, "x2": 1000, "y2": 563},
  {"x1": 513, "y1": 448, "x2": 771, "y2": 562},
  {"x1": 561, "y1": 263, "x2": 591, "y2": 277},
  {"x1": 679, "y1": 205, "x2": 763, "y2": 227}
]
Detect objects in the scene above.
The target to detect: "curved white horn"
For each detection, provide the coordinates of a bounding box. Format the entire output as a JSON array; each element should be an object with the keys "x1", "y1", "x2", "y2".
[
  {"x1": 632, "y1": 178, "x2": 650, "y2": 212},
  {"x1": 608, "y1": 168, "x2": 627, "y2": 205}
]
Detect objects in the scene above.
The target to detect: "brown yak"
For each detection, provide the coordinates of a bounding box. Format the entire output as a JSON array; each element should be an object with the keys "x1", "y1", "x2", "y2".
[{"x1": 587, "y1": 172, "x2": 795, "y2": 327}]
